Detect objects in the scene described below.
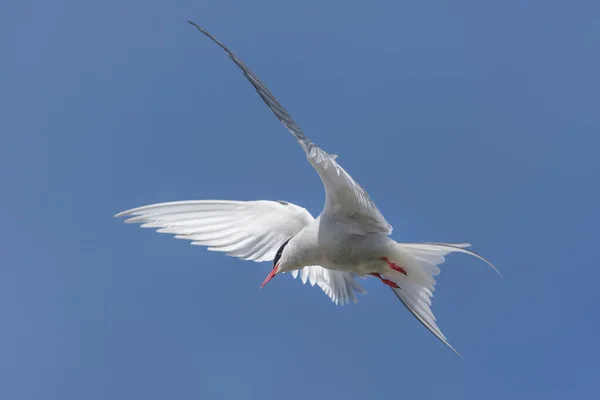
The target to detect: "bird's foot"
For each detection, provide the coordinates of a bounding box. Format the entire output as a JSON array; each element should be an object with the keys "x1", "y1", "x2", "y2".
[
  {"x1": 370, "y1": 273, "x2": 400, "y2": 289},
  {"x1": 381, "y1": 256, "x2": 407, "y2": 276}
]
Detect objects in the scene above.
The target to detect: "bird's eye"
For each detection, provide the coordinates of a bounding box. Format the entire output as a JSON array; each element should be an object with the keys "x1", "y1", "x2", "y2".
[{"x1": 273, "y1": 238, "x2": 291, "y2": 268}]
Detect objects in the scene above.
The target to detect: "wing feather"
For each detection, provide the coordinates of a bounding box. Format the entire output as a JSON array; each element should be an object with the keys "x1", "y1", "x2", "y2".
[
  {"x1": 116, "y1": 200, "x2": 313, "y2": 262},
  {"x1": 116, "y1": 200, "x2": 364, "y2": 303},
  {"x1": 188, "y1": 21, "x2": 392, "y2": 234},
  {"x1": 291, "y1": 266, "x2": 366, "y2": 305}
]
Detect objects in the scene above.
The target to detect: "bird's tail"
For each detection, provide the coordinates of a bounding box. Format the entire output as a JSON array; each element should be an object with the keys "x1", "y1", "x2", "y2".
[{"x1": 383, "y1": 242, "x2": 498, "y2": 356}]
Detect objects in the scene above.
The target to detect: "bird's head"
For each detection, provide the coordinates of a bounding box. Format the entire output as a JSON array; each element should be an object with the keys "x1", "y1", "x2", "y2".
[{"x1": 260, "y1": 238, "x2": 291, "y2": 289}]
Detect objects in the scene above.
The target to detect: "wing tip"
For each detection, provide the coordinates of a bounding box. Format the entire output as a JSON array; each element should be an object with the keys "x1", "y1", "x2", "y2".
[
  {"x1": 114, "y1": 210, "x2": 130, "y2": 218},
  {"x1": 187, "y1": 20, "x2": 201, "y2": 30}
]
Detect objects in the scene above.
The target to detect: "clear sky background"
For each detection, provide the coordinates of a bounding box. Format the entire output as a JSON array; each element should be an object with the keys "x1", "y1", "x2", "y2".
[{"x1": 2, "y1": 1, "x2": 599, "y2": 399}]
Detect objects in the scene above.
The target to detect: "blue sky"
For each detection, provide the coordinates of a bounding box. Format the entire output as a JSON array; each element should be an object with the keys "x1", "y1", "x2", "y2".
[{"x1": 1, "y1": 0, "x2": 599, "y2": 399}]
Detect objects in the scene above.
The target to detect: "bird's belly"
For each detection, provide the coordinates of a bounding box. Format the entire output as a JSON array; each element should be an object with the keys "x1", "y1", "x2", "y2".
[{"x1": 319, "y1": 232, "x2": 391, "y2": 274}]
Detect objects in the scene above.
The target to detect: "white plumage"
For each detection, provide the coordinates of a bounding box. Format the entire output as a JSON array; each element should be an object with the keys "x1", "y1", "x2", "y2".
[
  {"x1": 116, "y1": 200, "x2": 365, "y2": 305},
  {"x1": 116, "y1": 22, "x2": 499, "y2": 355}
]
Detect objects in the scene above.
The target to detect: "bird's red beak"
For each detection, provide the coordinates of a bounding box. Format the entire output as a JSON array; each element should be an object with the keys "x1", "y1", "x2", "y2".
[{"x1": 260, "y1": 265, "x2": 279, "y2": 289}]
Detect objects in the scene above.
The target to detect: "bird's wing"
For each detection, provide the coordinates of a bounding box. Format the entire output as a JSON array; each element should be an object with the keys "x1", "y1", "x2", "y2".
[
  {"x1": 188, "y1": 21, "x2": 392, "y2": 234},
  {"x1": 291, "y1": 267, "x2": 366, "y2": 306},
  {"x1": 116, "y1": 200, "x2": 363, "y2": 304},
  {"x1": 115, "y1": 200, "x2": 312, "y2": 262}
]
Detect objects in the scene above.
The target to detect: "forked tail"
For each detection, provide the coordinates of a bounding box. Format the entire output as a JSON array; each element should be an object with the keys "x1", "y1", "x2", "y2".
[{"x1": 385, "y1": 242, "x2": 498, "y2": 357}]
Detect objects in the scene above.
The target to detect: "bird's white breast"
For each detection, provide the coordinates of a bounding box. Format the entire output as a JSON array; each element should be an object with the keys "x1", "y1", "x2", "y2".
[{"x1": 284, "y1": 215, "x2": 394, "y2": 274}]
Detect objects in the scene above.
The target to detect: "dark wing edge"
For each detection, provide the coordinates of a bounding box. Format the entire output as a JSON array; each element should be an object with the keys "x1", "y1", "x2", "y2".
[
  {"x1": 187, "y1": 21, "x2": 312, "y2": 152},
  {"x1": 187, "y1": 21, "x2": 392, "y2": 234}
]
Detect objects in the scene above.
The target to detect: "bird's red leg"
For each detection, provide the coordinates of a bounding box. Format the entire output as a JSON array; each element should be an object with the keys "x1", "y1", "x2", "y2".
[
  {"x1": 370, "y1": 273, "x2": 400, "y2": 289},
  {"x1": 381, "y1": 256, "x2": 408, "y2": 276}
]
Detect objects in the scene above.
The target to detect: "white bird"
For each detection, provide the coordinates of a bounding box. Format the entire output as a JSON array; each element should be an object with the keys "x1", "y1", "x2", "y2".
[{"x1": 115, "y1": 21, "x2": 499, "y2": 355}]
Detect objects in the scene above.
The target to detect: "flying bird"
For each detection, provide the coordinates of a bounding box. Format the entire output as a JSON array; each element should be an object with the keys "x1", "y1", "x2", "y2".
[{"x1": 116, "y1": 21, "x2": 499, "y2": 355}]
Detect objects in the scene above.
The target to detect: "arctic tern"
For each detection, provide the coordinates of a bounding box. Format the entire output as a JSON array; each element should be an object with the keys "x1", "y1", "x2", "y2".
[{"x1": 116, "y1": 21, "x2": 499, "y2": 355}]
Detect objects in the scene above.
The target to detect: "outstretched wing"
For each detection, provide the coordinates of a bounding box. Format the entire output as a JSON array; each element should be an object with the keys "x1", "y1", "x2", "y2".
[
  {"x1": 115, "y1": 200, "x2": 312, "y2": 262},
  {"x1": 188, "y1": 21, "x2": 392, "y2": 234},
  {"x1": 115, "y1": 200, "x2": 364, "y2": 303}
]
